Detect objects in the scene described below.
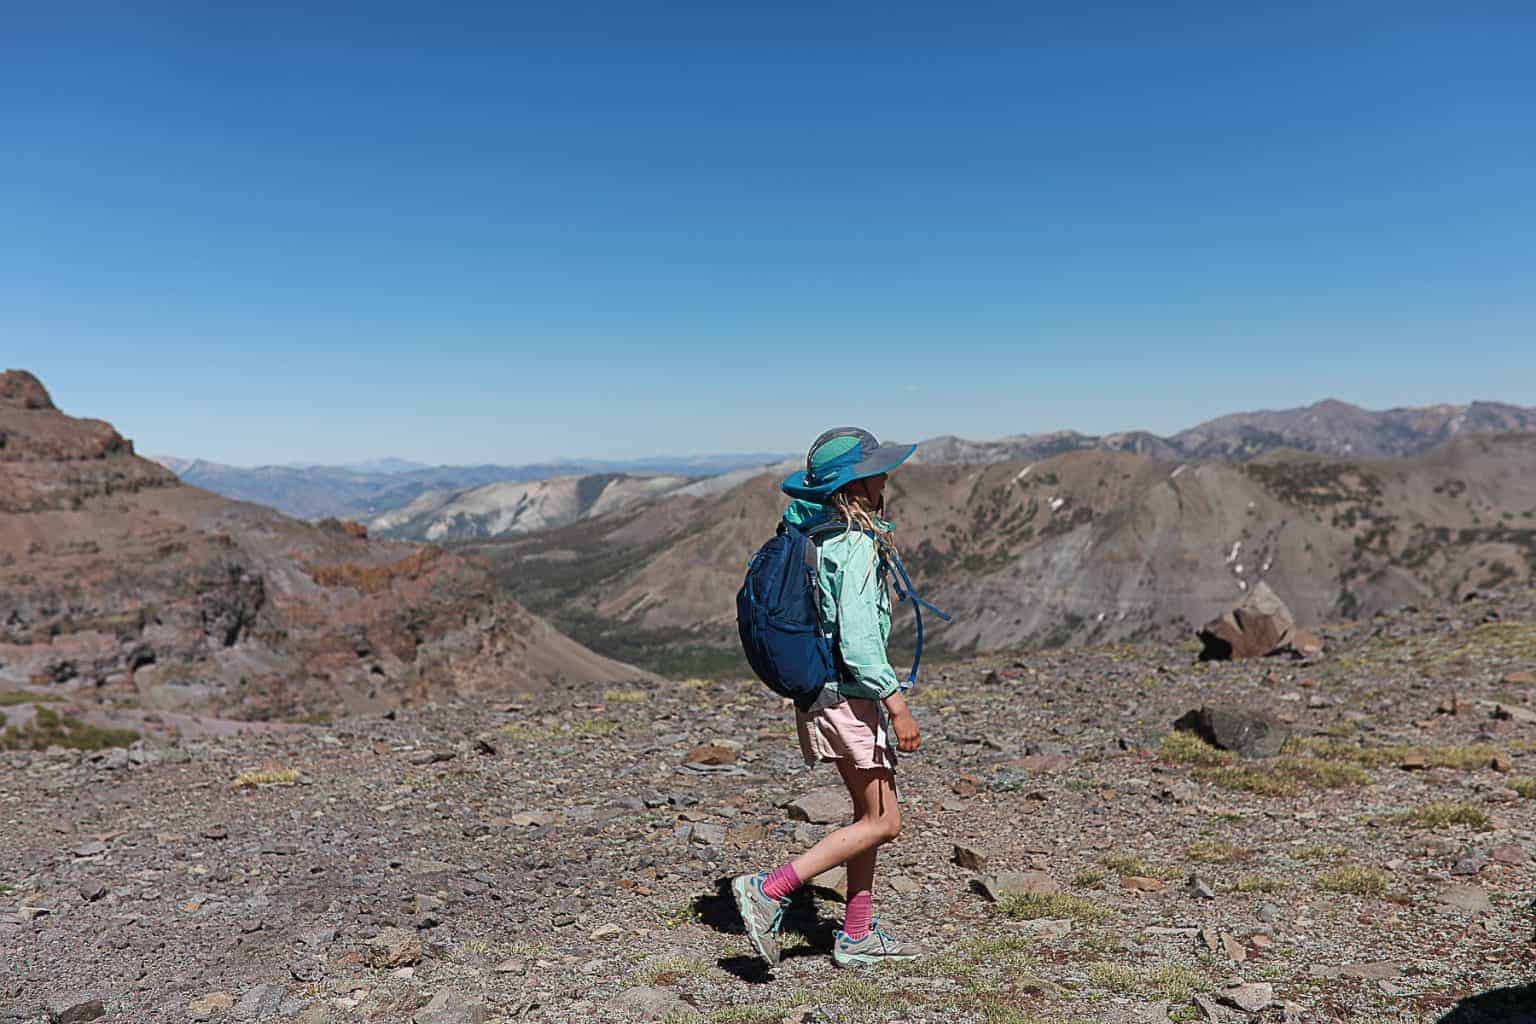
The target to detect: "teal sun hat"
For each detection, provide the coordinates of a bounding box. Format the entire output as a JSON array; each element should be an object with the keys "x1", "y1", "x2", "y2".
[{"x1": 780, "y1": 427, "x2": 917, "y2": 501}]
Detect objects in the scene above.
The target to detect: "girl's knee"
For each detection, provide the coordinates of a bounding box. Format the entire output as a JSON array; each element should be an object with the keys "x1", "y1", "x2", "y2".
[{"x1": 873, "y1": 806, "x2": 901, "y2": 844}]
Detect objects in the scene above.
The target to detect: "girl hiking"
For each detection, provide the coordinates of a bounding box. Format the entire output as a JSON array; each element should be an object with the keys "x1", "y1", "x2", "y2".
[{"x1": 733, "y1": 427, "x2": 925, "y2": 970}]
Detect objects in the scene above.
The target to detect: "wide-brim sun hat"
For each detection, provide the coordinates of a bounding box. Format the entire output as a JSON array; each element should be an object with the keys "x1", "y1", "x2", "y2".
[{"x1": 780, "y1": 427, "x2": 917, "y2": 501}]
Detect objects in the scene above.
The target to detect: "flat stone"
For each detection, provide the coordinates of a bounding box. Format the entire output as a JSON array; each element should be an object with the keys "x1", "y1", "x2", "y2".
[
  {"x1": 807, "y1": 864, "x2": 848, "y2": 902},
  {"x1": 684, "y1": 744, "x2": 736, "y2": 766},
  {"x1": 368, "y1": 927, "x2": 422, "y2": 967},
  {"x1": 1490, "y1": 843, "x2": 1530, "y2": 865},
  {"x1": 613, "y1": 986, "x2": 691, "y2": 1022},
  {"x1": 977, "y1": 870, "x2": 1060, "y2": 901},
  {"x1": 785, "y1": 788, "x2": 847, "y2": 824},
  {"x1": 71, "y1": 840, "x2": 107, "y2": 858},
  {"x1": 187, "y1": 992, "x2": 237, "y2": 1021},
  {"x1": 1340, "y1": 962, "x2": 1402, "y2": 981},
  {"x1": 234, "y1": 983, "x2": 285, "y2": 1020},
  {"x1": 952, "y1": 842, "x2": 993, "y2": 872},
  {"x1": 1220, "y1": 932, "x2": 1247, "y2": 963},
  {"x1": 1187, "y1": 874, "x2": 1216, "y2": 900},
  {"x1": 1436, "y1": 882, "x2": 1493, "y2": 915},
  {"x1": 1220, "y1": 982, "x2": 1274, "y2": 1013},
  {"x1": 46, "y1": 997, "x2": 106, "y2": 1024},
  {"x1": 591, "y1": 923, "x2": 623, "y2": 940},
  {"x1": 888, "y1": 875, "x2": 920, "y2": 895},
  {"x1": 412, "y1": 989, "x2": 487, "y2": 1024}
]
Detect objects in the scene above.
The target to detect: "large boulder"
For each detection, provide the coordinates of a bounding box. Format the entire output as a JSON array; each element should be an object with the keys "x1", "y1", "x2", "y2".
[
  {"x1": 1174, "y1": 705, "x2": 1290, "y2": 759},
  {"x1": 1197, "y1": 582, "x2": 1296, "y2": 660}
]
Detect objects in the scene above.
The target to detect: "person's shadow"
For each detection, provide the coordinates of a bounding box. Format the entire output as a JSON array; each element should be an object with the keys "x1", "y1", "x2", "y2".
[
  {"x1": 1437, "y1": 984, "x2": 1536, "y2": 1024},
  {"x1": 693, "y1": 876, "x2": 838, "y2": 983}
]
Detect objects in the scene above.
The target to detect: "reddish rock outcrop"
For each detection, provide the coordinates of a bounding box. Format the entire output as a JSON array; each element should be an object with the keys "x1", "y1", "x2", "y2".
[{"x1": 0, "y1": 371, "x2": 645, "y2": 725}]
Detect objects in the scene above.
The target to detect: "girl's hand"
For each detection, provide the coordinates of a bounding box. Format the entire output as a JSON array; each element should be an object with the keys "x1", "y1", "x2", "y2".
[
  {"x1": 890, "y1": 709, "x2": 921, "y2": 752},
  {"x1": 883, "y1": 692, "x2": 921, "y2": 752}
]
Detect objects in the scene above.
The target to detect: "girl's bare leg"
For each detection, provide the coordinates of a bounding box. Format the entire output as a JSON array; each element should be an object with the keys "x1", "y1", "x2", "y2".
[{"x1": 786, "y1": 761, "x2": 899, "y2": 883}]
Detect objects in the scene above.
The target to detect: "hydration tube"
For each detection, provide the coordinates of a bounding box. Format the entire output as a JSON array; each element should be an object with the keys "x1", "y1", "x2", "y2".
[{"x1": 886, "y1": 551, "x2": 952, "y2": 687}]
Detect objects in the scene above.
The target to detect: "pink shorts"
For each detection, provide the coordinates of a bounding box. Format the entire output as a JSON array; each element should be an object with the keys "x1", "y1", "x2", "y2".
[{"x1": 795, "y1": 697, "x2": 897, "y2": 771}]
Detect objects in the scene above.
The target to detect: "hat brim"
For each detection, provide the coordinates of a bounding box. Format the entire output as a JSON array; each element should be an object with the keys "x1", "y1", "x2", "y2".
[{"x1": 780, "y1": 442, "x2": 916, "y2": 500}]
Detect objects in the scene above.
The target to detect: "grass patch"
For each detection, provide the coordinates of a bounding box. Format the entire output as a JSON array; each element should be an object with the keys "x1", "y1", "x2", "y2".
[
  {"x1": 0, "y1": 691, "x2": 64, "y2": 706},
  {"x1": 1160, "y1": 731, "x2": 1232, "y2": 766},
  {"x1": 1072, "y1": 869, "x2": 1106, "y2": 888},
  {"x1": 1314, "y1": 865, "x2": 1390, "y2": 896},
  {"x1": 1235, "y1": 875, "x2": 1286, "y2": 894},
  {"x1": 231, "y1": 765, "x2": 300, "y2": 788},
  {"x1": 602, "y1": 689, "x2": 647, "y2": 705},
  {"x1": 1289, "y1": 736, "x2": 1505, "y2": 770},
  {"x1": 636, "y1": 955, "x2": 713, "y2": 986},
  {"x1": 1194, "y1": 756, "x2": 1370, "y2": 796},
  {"x1": 1393, "y1": 802, "x2": 1494, "y2": 831},
  {"x1": 1293, "y1": 843, "x2": 1351, "y2": 862},
  {"x1": 1509, "y1": 777, "x2": 1536, "y2": 798},
  {"x1": 995, "y1": 892, "x2": 1111, "y2": 923},
  {"x1": 1185, "y1": 838, "x2": 1240, "y2": 863},
  {"x1": 1103, "y1": 854, "x2": 1183, "y2": 880},
  {"x1": 0, "y1": 706, "x2": 138, "y2": 752},
  {"x1": 1087, "y1": 961, "x2": 1210, "y2": 1001}
]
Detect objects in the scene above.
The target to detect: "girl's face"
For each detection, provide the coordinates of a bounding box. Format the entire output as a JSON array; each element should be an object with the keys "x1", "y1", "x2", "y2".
[{"x1": 858, "y1": 473, "x2": 888, "y2": 507}]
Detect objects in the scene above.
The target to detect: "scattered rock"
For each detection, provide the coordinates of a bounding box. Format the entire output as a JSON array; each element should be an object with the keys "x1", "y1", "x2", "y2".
[
  {"x1": 613, "y1": 987, "x2": 691, "y2": 1022},
  {"x1": 978, "y1": 871, "x2": 1060, "y2": 901},
  {"x1": 1503, "y1": 671, "x2": 1534, "y2": 685},
  {"x1": 591, "y1": 923, "x2": 623, "y2": 940},
  {"x1": 412, "y1": 989, "x2": 487, "y2": 1024},
  {"x1": 888, "y1": 874, "x2": 920, "y2": 894},
  {"x1": 1187, "y1": 873, "x2": 1215, "y2": 900},
  {"x1": 1490, "y1": 843, "x2": 1530, "y2": 866},
  {"x1": 187, "y1": 993, "x2": 236, "y2": 1022},
  {"x1": 71, "y1": 839, "x2": 107, "y2": 858},
  {"x1": 234, "y1": 984, "x2": 285, "y2": 1020},
  {"x1": 1173, "y1": 705, "x2": 1290, "y2": 759},
  {"x1": 368, "y1": 927, "x2": 423, "y2": 968},
  {"x1": 1436, "y1": 882, "x2": 1493, "y2": 915},
  {"x1": 952, "y1": 842, "x2": 993, "y2": 872},
  {"x1": 807, "y1": 865, "x2": 849, "y2": 902},
  {"x1": 46, "y1": 997, "x2": 106, "y2": 1024},
  {"x1": 76, "y1": 880, "x2": 106, "y2": 902},
  {"x1": 1197, "y1": 582, "x2": 1297, "y2": 660},
  {"x1": 1220, "y1": 932, "x2": 1247, "y2": 963},
  {"x1": 684, "y1": 744, "x2": 736, "y2": 766},
  {"x1": 785, "y1": 788, "x2": 847, "y2": 824},
  {"x1": 1219, "y1": 982, "x2": 1274, "y2": 1013}
]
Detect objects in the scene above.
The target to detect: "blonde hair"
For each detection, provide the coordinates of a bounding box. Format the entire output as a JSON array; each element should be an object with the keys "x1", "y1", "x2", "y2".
[{"x1": 830, "y1": 485, "x2": 898, "y2": 582}]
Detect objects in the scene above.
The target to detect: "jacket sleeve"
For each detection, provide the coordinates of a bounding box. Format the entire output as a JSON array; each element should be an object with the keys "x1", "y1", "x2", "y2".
[{"x1": 826, "y1": 536, "x2": 899, "y2": 701}]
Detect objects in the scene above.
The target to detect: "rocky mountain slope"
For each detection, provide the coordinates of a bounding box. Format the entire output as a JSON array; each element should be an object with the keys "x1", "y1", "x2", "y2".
[
  {"x1": 0, "y1": 371, "x2": 642, "y2": 728},
  {"x1": 472, "y1": 434, "x2": 1536, "y2": 674},
  {"x1": 368, "y1": 473, "x2": 697, "y2": 543},
  {"x1": 4, "y1": 591, "x2": 1533, "y2": 1022}
]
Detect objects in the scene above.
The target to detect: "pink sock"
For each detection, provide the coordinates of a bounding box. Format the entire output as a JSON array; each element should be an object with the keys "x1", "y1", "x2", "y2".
[
  {"x1": 843, "y1": 891, "x2": 872, "y2": 939},
  {"x1": 762, "y1": 862, "x2": 802, "y2": 901}
]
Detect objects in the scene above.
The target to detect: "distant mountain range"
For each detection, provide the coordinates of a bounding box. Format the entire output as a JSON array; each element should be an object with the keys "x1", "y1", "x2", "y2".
[
  {"x1": 151, "y1": 452, "x2": 789, "y2": 521},
  {"x1": 156, "y1": 399, "x2": 1536, "y2": 546}
]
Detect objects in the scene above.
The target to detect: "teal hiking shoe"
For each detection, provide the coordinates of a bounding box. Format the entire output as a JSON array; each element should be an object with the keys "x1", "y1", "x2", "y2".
[
  {"x1": 732, "y1": 873, "x2": 789, "y2": 965},
  {"x1": 832, "y1": 922, "x2": 921, "y2": 968}
]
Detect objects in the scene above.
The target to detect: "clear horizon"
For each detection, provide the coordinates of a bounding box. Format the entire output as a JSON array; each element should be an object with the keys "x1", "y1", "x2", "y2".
[{"x1": 6, "y1": 4, "x2": 1534, "y2": 465}]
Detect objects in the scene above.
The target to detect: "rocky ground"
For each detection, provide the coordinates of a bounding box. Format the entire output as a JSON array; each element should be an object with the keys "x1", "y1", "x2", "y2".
[{"x1": 5, "y1": 590, "x2": 1536, "y2": 1024}]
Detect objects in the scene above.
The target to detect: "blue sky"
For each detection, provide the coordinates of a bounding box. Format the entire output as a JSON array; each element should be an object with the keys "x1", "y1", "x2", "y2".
[{"x1": 4, "y1": 3, "x2": 1533, "y2": 466}]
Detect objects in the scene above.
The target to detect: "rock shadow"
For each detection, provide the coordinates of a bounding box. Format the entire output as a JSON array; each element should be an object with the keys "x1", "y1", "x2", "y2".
[{"x1": 1436, "y1": 983, "x2": 1536, "y2": 1024}]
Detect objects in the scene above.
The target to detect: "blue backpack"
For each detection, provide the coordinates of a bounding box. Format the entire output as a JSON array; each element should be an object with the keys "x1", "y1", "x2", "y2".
[{"x1": 735, "y1": 522, "x2": 950, "y2": 711}]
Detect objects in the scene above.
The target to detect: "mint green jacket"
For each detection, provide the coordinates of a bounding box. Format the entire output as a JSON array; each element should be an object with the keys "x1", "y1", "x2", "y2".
[{"x1": 782, "y1": 499, "x2": 899, "y2": 702}]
